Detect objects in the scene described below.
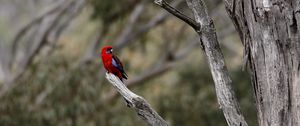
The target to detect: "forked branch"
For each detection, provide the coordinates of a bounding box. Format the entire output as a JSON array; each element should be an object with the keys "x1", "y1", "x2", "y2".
[{"x1": 154, "y1": 0, "x2": 248, "y2": 125}]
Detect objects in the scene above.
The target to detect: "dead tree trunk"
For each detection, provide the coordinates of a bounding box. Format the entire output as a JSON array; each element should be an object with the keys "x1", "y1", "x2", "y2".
[{"x1": 223, "y1": 0, "x2": 300, "y2": 125}]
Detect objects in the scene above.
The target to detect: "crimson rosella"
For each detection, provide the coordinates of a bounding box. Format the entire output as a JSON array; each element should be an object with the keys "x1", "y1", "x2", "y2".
[{"x1": 101, "y1": 46, "x2": 128, "y2": 81}]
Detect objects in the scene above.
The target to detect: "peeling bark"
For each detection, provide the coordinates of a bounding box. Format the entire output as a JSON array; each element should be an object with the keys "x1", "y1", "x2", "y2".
[{"x1": 223, "y1": 0, "x2": 300, "y2": 125}]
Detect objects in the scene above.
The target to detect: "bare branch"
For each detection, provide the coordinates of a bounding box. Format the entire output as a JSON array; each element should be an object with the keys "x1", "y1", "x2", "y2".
[
  {"x1": 155, "y1": 0, "x2": 248, "y2": 125},
  {"x1": 103, "y1": 62, "x2": 173, "y2": 102},
  {"x1": 186, "y1": 0, "x2": 247, "y2": 125},
  {"x1": 154, "y1": 0, "x2": 200, "y2": 31},
  {"x1": 105, "y1": 73, "x2": 168, "y2": 126}
]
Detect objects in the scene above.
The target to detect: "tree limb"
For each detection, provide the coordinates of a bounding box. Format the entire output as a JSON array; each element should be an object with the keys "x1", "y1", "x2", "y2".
[
  {"x1": 105, "y1": 73, "x2": 168, "y2": 126},
  {"x1": 154, "y1": 0, "x2": 199, "y2": 30},
  {"x1": 155, "y1": 0, "x2": 248, "y2": 125},
  {"x1": 187, "y1": 0, "x2": 248, "y2": 125},
  {"x1": 103, "y1": 62, "x2": 173, "y2": 102}
]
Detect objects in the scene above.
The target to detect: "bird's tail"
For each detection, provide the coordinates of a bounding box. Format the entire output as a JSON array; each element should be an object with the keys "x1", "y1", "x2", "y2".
[{"x1": 122, "y1": 72, "x2": 128, "y2": 80}]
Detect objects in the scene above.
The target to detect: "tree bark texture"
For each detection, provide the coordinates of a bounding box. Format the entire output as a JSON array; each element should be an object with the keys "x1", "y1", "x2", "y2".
[
  {"x1": 223, "y1": 0, "x2": 300, "y2": 125},
  {"x1": 105, "y1": 73, "x2": 168, "y2": 126},
  {"x1": 154, "y1": 0, "x2": 248, "y2": 125}
]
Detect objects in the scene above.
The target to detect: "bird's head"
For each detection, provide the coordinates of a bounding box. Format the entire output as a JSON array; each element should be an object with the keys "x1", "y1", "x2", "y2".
[{"x1": 101, "y1": 46, "x2": 113, "y2": 55}]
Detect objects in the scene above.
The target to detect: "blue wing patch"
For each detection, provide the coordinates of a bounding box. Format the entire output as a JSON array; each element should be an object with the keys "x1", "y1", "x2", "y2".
[
  {"x1": 112, "y1": 57, "x2": 124, "y2": 72},
  {"x1": 112, "y1": 55, "x2": 128, "y2": 79}
]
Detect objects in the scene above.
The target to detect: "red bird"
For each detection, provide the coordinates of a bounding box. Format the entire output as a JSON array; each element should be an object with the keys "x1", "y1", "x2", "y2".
[{"x1": 101, "y1": 46, "x2": 128, "y2": 81}]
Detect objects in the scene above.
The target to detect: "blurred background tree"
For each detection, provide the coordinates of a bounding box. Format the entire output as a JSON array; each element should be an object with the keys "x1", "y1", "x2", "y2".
[{"x1": 0, "y1": 0, "x2": 256, "y2": 125}]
